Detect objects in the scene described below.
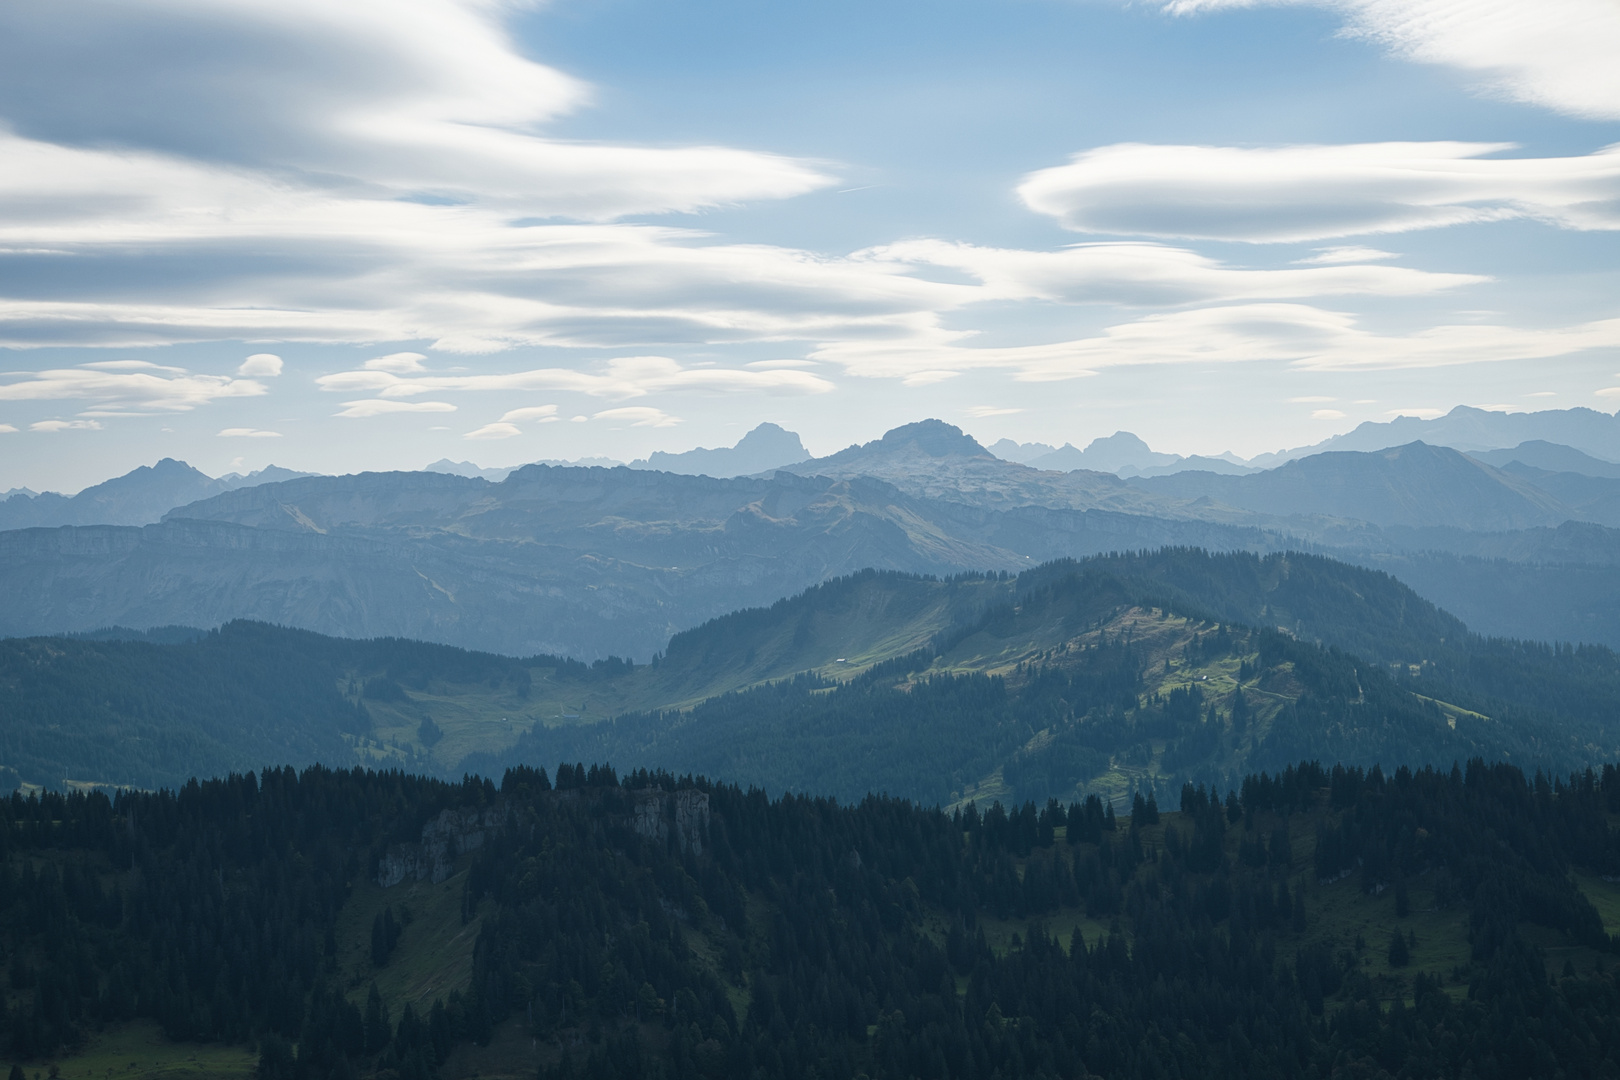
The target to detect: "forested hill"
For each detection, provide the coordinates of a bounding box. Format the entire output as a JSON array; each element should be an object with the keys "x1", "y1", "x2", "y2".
[
  {"x1": 10, "y1": 549, "x2": 1620, "y2": 799},
  {"x1": 0, "y1": 623, "x2": 546, "y2": 791},
  {"x1": 8, "y1": 759, "x2": 1620, "y2": 1079},
  {"x1": 501, "y1": 550, "x2": 1620, "y2": 806}
]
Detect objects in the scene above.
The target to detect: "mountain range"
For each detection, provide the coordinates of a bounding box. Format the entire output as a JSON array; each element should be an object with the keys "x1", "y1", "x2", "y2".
[
  {"x1": 421, "y1": 422, "x2": 809, "y2": 483},
  {"x1": 0, "y1": 458, "x2": 312, "y2": 530},
  {"x1": 991, "y1": 431, "x2": 1257, "y2": 476},
  {"x1": 11, "y1": 547, "x2": 1620, "y2": 803},
  {"x1": 8, "y1": 414, "x2": 1620, "y2": 656}
]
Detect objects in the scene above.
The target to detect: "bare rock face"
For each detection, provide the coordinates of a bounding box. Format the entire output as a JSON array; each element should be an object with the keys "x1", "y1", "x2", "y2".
[
  {"x1": 378, "y1": 804, "x2": 507, "y2": 887},
  {"x1": 629, "y1": 788, "x2": 710, "y2": 855},
  {"x1": 377, "y1": 789, "x2": 708, "y2": 887}
]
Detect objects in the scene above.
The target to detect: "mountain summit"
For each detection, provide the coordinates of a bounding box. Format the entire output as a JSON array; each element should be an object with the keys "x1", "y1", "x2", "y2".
[
  {"x1": 0, "y1": 458, "x2": 312, "y2": 530},
  {"x1": 630, "y1": 421, "x2": 809, "y2": 477},
  {"x1": 801, "y1": 419, "x2": 993, "y2": 470}
]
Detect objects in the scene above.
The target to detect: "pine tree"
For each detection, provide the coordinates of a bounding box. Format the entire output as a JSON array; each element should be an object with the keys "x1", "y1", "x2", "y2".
[
  {"x1": 1388, "y1": 930, "x2": 1411, "y2": 968},
  {"x1": 364, "y1": 982, "x2": 390, "y2": 1054}
]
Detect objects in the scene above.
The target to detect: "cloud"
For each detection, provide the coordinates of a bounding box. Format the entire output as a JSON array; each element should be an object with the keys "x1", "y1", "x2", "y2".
[
  {"x1": 1290, "y1": 396, "x2": 1336, "y2": 403},
  {"x1": 464, "y1": 422, "x2": 522, "y2": 440},
  {"x1": 30, "y1": 419, "x2": 102, "y2": 432},
  {"x1": 812, "y1": 304, "x2": 1620, "y2": 381},
  {"x1": 1161, "y1": 0, "x2": 1620, "y2": 121},
  {"x1": 0, "y1": 362, "x2": 267, "y2": 411},
  {"x1": 866, "y1": 238, "x2": 1479, "y2": 303},
  {"x1": 464, "y1": 403, "x2": 558, "y2": 439},
  {"x1": 963, "y1": 406, "x2": 1024, "y2": 417},
  {"x1": 0, "y1": 1, "x2": 830, "y2": 222},
  {"x1": 1311, "y1": 409, "x2": 1347, "y2": 419},
  {"x1": 218, "y1": 427, "x2": 282, "y2": 437},
  {"x1": 335, "y1": 399, "x2": 456, "y2": 418},
  {"x1": 0, "y1": 1, "x2": 856, "y2": 358},
  {"x1": 593, "y1": 407, "x2": 680, "y2": 428},
  {"x1": 238, "y1": 353, "x2": 283, "y2": 376},
  {"x1": 498, "y1": 405, "x2": 560, "y2": 424},
  {"x1": 1596, "y1": 387, "x2": 1620, "y2": 398},
  {"x1": 365, "y1": 353, "x2": 428, "y2": 373},
  {"x1": 1018, "y1": 142, "x2": 1620, "y2": 242},
  {"x1": 318, "y1": 355, "x2": 835, "y2": 400},
  {"x1": 0, "y1": 424, "x2": 16, "y2": 433},
  {"x1": 1296, "y1": 247, "x2": 1398, "y2": 265},
  {"x1": 1387, "y1": 408, "x2": 1445, "y2": 419}
]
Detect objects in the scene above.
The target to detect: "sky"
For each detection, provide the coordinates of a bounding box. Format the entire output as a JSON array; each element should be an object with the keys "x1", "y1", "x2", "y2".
[{"x1": 1, "y1": 0, "x2": 1619, "y2": 493}]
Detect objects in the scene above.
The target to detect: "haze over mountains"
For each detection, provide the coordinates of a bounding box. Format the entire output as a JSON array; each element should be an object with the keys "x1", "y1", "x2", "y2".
[
  {"x1": 13, "y1": 548, "x2": 1620, "y2": 799},
  {"x1": 0, "y1": 458, "x2": 312, "y2": 530},
  {"x1": 7, "y1": 407, "x2": 1620, "y2": 656}
]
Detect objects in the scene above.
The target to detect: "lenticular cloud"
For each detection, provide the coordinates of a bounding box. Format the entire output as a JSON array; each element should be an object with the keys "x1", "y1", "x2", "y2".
[
  {"x1": 1018, "y1": 142, "x2": 1620, "y2": 243},
  {"x1": 1162, "y1": 0, "x2": 1620, "y2": 121}
]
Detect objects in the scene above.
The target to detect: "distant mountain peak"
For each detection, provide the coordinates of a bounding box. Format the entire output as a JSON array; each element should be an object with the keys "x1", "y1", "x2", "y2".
[
  {"x1": 149, "y1": 457, "x2": 208, "y2": 477},
  {"x1": 629, "y1": 421, "x2": 809, "y2": 478},
  {"x1": 1249, "y1": 404, "x2": 1620, "y2": 467},
  {"x1": 872, "y1": 419, "x2": 992, "y2": 458}
]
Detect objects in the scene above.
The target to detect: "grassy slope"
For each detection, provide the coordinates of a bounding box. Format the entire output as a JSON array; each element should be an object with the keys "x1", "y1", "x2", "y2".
[
  {"x1": 21, "y1": 1021, "x2": 257, "y2": 1080},
  {"x1": 354, "y1": 575, "x2": 1429, "y2": 807},
  {"x1": 347, "y1": 574, "x2": 1007, "y2": 772}
]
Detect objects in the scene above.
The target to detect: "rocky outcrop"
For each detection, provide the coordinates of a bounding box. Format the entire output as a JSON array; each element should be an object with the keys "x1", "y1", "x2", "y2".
[
  {"x1": 378, "y1": 804, "x2": 507, "y2": 887},
  {"x1": 630, "y1": 788, "x2": 710, "y2": 855}
]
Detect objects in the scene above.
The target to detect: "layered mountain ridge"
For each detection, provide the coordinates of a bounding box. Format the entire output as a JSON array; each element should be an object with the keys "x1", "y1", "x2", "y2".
[{"x1": 8, "y1": 417, "x2": 1620, "y2": 654}]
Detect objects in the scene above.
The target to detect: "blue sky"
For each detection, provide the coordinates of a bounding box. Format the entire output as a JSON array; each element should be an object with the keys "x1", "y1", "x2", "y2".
[{"x1": 1, "y1": 0, "x2": 1618, "y2": 491}]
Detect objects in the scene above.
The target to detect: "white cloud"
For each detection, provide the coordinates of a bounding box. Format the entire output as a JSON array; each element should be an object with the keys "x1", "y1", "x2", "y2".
[
  {"x1": 238, "y1": 353, "x2": 283, "y2": 376},
  {"x1": 0, "y1": 363, "x2": 267, "y2": 411},
  {"x1": 812, "y1": 304, "x2": 1620, "y2": 381},
  {"x1": 963, "y1": 406, "x2": 1024, "y2": 417},
  {"x1": 0, "y1": 424, "x2": 16, "y2": 433},
  {"x1": 0, "y1": 1, "x2": 830, "y2": 223},
  {"x1": 1290, "y1": 396, "x2": 1336, "y2": 403},
  {"x1": 497, "y1": 405, "x2": 560, "y2": 424},
  {"x1": 1296, "y1": 247, "x2": 1398, "y2": 265},
  {"x1": 1161, "y1": 0, "x2": 1620, "y2": 121},
  {"x1": 1018, "y1": 142, "x2": 1620, "y2": 242},
  {"x1": 593, "y1": 407, "x2": 680, "y2": 428},
  {"x1": 866, "y1": 238, "x2": 1479, "y2": 304},
  {"x1": 335, "y1": 399, "x2": 456, "y2": 418},
  {"x1": 464, "y1": 403, "x2": 558, "y2": 439},
  {"x1": 218, "y1": 427, "x2": 282, "y2": 437},
  {"x1": 1311, "y1": 409, "x2": 1347, "y2": 419},
  {"x1": 318, "y1": 355, "x2": 835, "y2": 400},
  {"x1": 82, "y1": 360, "x2": 187, "y2": 373},
  {"x1": 1387, "y1": 408, "x2": 1445, "y2": 419},
  {"x1": 464, "y1": 422, "x2": 522, "y2": 440},
  {"x1": 365, "y1": 353, "x2": 428, "y2": 373},
  {"x1": 1596, "y1": 387, "x2": 1620, "y2": 398},
  {"x1": 30, "y1": 419, "x2": 102, "y2": 432}
]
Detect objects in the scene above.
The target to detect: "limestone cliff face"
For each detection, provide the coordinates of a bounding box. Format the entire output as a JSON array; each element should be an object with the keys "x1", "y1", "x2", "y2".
[
  {"x1": 378, "y1": 805, "x2": 507, "y2": 887},
  {"x1": 376, "y1": 789, "x2": 709, "y2": 887},
  {"x1": 629, "y1": 788, "x2": 710, "y2": 856}
]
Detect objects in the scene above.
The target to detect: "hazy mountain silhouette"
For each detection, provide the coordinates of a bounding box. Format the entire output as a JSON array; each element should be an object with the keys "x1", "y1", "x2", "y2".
[
  {"x1": 12, "y1": 423, "x2": 1620, "y2": 655},
  {"x1": 1470, "y1": 440, "x2": 1620, "y2": 478},
  {"x1": 0, "y1": 459, "x2": 311, "y2": 530},
  {"x1": 628, "y1": 421, "x2": 808, "y2": 477},
  {"x1": 1133, "y1": 442, "x2": 1573, "y2": 531},
  {"x1": 1251, "y1": 405, "x2": 1620, "y2": 466}
]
